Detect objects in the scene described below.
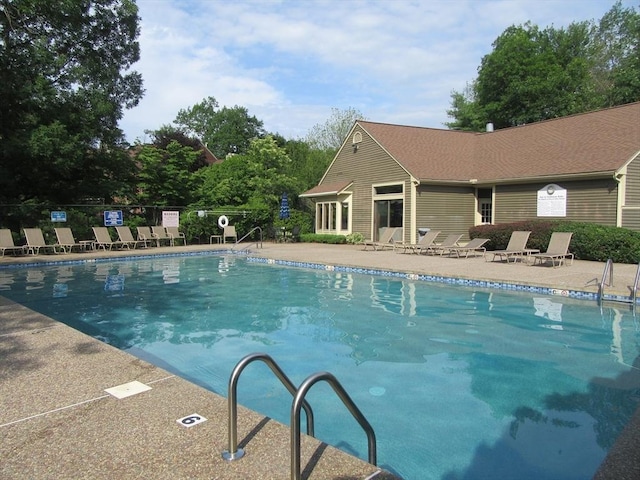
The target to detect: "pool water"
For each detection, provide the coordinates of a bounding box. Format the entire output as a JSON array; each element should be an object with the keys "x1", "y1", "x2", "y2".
[{"x1": 1, "y1": 255, "x2": 639, "y2": 479}]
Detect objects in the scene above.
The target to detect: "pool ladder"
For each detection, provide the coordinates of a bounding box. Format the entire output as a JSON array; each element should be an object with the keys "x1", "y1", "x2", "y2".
[
  {"x1": 599, "y1": 259, "x2": 640, "y2": 309},
  {"x1": 221, "y1": 352, "x2": 377, "y2": 480},
  {"x1": 230, "y1": 226, "x2": 263, "y2": 250}
]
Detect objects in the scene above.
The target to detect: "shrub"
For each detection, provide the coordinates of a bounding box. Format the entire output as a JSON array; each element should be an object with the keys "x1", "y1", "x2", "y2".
[
  {"x1": 300, "y1": 234, "x2": 347, "y2": 244},
  {"x1": 470, "y1": 220, "x2": 640, "y2": 263},
  {"x1": 345, "y1": 232, "x2": 364, "y2": 244}
]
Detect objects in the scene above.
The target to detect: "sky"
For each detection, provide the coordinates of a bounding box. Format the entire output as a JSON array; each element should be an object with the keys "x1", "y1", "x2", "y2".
[{"x1": 119, "y1": 0, "x2": 635, "y2": 144}]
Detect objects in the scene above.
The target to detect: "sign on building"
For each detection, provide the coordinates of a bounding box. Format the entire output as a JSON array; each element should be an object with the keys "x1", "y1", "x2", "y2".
[{"x1": 537, "y1": 184, "x2": 567, "y2": 217}]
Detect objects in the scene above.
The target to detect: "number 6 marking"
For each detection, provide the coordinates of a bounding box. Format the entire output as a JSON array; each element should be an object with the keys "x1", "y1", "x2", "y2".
[{"x1": 177, "y1": 414, "x2": 207, "y2": 427}]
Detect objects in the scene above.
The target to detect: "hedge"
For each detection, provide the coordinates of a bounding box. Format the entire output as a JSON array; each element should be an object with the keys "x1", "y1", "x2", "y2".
[{"x1": 469, "y1": 220, "x2": 640, "y2": 264}]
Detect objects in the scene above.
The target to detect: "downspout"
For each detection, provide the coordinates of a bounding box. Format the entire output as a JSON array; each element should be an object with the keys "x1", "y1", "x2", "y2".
[
  {"x1": 613, "y1": 168, "x2": 626, "y2": 228},
  {"x1": 411, "y1": 178, "x2": 419, "y2": 243}
]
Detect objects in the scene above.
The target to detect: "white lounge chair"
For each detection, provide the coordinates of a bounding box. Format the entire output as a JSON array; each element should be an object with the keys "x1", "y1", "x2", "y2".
[
  {"x1": 531, "y1": 232, "x2": 574, "y2": 267},
  {"x1": 93, "y1": 227, "x2": 129, "y2": 251},
  {"x1": 24, "y1": 228, "x2": 65, "y2": 255},
  {"x1": 54, "y1": 228, "x2": 85, "y2": 253},
  {"x1": 363, "y1": 227, "x2": 399, "y2": 251},
  {"x1": 151, "y1": 226, "x2": 173, "y2": 246},
  {"x1": 425, "y1": 234, "x2": 463, "y2": 256},
  {"x1": 166, "y1": 226, "x2": 187, "y2": 246},
  {"x1": 395, "y1": 230, "x2": 441, "y2": 254},
  {"x1": 490, "y1": 231, "x2": 536, "y2": 263},
  {"x1": 223, "y1": 226, "x2": 238, "y2": 244},
  {"x1": 443, "y1": 237, "x2": 490, "y2": 258},
  {"x1": 116, "y1": 226, "x2": 148, "y2": 249},
  {"x1": 0, "y1": 229, "x2": 25, "y2": 256},
  {"x1": 136, "y1": 226, "x2": 157, "y2": 247}
]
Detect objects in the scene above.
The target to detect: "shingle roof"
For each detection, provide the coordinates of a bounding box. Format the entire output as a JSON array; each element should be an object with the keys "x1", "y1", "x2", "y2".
[
  {"x1": 300, "y1": 180, "x2": 353, "y2": 197},
  {"x1": 358, "y1": 102, "x2": 640, "y2": 183}
]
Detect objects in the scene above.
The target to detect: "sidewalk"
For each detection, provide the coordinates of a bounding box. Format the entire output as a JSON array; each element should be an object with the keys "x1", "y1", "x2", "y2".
[{"x1": 1, "y1": 242, "x2": 638, "y2": 479}]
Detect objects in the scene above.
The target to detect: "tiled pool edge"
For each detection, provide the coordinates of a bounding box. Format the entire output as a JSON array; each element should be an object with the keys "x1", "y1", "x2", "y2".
[
  {"x1": 0, "y1": 249, "x2": 249, "y2": 269},
  {"x1": 247, "y1": 256, "x2": 638, "y2": 305},
  {"x1": 0, "y1": 249, "x2": 635, "y2": 305}
]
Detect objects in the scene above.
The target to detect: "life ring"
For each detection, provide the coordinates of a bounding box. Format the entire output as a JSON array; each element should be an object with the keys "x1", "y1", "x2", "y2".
[{"x1": 218, "y1": 215, "x2": 229, "y2": 228}]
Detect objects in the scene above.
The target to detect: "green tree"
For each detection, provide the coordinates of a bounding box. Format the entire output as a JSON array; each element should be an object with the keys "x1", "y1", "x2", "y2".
[
  {"x1": 592, "y1": 1, "x2": 640, "y2": 105},
  {"x1": 146, "y1": 124, "x2": 211, "y2": 171},
  {"x1": 174, "y1": 96, "x2": 265, "y2": 159},
  {"x1": 446, "y1": 2, "x2": 639, "y2": 131},
  {"x1": 134, "y1": 141, "x2": 200, "y2": 208},
  {"x1": 305, "y1": 107, "x2": 366, "y2": 151},
  {"x1": 193, "y1": 136, "x2": 297, "y2": 209},
  {"x1": 0, "y1": 0, "x2": 144, "y2": 204},
  {"x1": 283, "y1": 139, "x2": 333, "y2": 191}
]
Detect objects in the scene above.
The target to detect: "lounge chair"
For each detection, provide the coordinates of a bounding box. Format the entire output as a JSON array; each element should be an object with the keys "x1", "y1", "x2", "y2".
[
  {"x1": 165, "y1": 226, "x2": 187, "y2": 246},
  {"x1": 442, "y1": 237, "x2": 490, "y2": 258},
  {"x1": 54, "y1": 228, "x2": 85, "y2": 253},
  {"x1": 363, "y1": 227, "x2": 399, "y2": 251},
  {"x1": 489, "y1": 231, "x2": 536, "y2": 263},
  {"x1": 395, "y1": 230, "x2": 441, "y2": 254},
  {"x1": 151, "y1": 226, "x2": 173, "y2": 246},
  {"x1": 530, "y1": 232, "x2": 574, "y2": 267},
  {"x1": 137, "y1": 226, "x2": 157, "y2": 247},
  {"x1": 425, "y1": 234, "x2": 463, "y2": 256},
  {"x1": 223, "y1": 226, "x2": 237, "y2": 244},
  {"x1": 116, "y1": 226, "x2": 148, "y2": 249},
  {"x1": 24, "y1": 228, "x2": 65, "y2": 254},
  {"x1": 0, "y1": 229, "x2": 25, "y2": 256},
  {"x1": 93, "y1": 227, "x2": 129, "y2": 251}
]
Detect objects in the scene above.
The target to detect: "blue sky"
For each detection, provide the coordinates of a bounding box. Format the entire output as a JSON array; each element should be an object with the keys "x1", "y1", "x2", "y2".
[{"x1": 119, "y1": 0, "x2": 634, "y2": 144}]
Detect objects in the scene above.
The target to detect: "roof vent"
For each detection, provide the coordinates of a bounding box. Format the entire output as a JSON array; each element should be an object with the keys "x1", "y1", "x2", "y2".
[{"x1": 486, "y1": 123, "x2": 494, "y2": 132}]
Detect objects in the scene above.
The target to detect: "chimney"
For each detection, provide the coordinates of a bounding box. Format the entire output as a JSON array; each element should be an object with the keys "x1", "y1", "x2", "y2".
[{"x1": 486, "y1": 122, "x2": 494, "y2": 132}]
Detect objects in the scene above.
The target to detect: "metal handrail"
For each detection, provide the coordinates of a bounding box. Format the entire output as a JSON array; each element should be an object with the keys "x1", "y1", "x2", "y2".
[
  {"x1": 632, "y1": 262, "x2": 640, "y2": 305},
  {"x1": 599, "y1": 258, "x2": 614, "y2": 299},
  {"x1": 222, "y1": 352, "x2": 315, "y2": 461},
  {"x1": 230, "y1": 226, "x2": 263, "y2": 250},
  {"x1": 291, "y1": 371, "x2": 377, "y2": 480}
]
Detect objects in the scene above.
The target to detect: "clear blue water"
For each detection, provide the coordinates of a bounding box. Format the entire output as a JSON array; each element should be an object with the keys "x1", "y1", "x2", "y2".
[{"x1": 1, "y1": 254, "x2": 639, "y2": 480}]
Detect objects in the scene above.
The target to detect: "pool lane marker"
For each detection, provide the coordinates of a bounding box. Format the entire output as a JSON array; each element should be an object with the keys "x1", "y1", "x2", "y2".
[{"x1": 104, "y1": 380, "x2": 152, "y2": 399}]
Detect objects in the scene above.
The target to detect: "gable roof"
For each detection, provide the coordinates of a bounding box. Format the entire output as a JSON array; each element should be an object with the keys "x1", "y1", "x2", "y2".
[
  {"x1": 300, "y1": 180, "x2": 353, "y2": 198},
  {"x1": 357, "y1": 102, "x2": 640, "y2": 184}
]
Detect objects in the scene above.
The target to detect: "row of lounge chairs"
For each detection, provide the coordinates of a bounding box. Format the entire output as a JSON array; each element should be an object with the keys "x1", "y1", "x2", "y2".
[
  {"x1": 363, "y1": 228, "x2": 574, "y2": 267},
  {"x1": 0, "y1": 226, "x2": 188, "y2": 256}
]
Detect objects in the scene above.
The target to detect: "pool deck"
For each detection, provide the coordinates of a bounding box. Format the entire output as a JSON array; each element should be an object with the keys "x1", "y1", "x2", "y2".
[{"x1": 1, "y1": 242, "x2": 639, "y2": 479}]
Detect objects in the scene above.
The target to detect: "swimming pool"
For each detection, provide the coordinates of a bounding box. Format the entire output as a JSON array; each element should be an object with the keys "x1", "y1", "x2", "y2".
[{"x1": 1, "y1": 254, "x2": 638, "y2": 479}]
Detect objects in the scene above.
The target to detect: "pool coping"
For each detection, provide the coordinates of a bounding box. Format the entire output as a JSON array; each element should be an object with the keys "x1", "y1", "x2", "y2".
[{"x1": 1, "y1": 247, "x2": 637, "y2": 305}]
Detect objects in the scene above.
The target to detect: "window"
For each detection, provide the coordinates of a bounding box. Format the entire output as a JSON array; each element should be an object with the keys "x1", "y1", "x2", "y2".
[
  {"x1": 373, "y1": 183, "x2": 404, "y2": 235},
  {"x1": 477, "y1": 188, "x2": 493, "y2": 224},
  {"x1": 341, "y1": 203, "x2": 349, "y2": 230}
]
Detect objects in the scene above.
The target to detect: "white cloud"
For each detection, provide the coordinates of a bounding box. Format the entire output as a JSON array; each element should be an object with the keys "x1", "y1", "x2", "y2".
[{"x1": 120, "y1": 0, "x2": 631, "y2": 143}]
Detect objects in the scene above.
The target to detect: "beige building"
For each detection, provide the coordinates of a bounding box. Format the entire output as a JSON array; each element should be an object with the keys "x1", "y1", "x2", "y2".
[{"x1": 301, "y1": 102, "x2": 640, "y2": 243}]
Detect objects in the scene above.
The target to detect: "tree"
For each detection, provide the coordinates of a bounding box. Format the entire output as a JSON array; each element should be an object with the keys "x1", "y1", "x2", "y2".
[
  {"x1": 193, "y1": 136, "x2": 298, "y2": 209},
  {"x1": 174, "y1": 96, "x2": 265, "y2": 159},
  {"x1": 0, "y1": 0, "x2": 144, "y2": 204},
  {"x1": 592, "y1": 1, "x2": 640, "y2": 105},
  {"x1": 134, "y1": 141, "x2": 200, "y2": 208},
  {"x1": 283, "y1": 139, "x2": 334, "y2": 191},
  {"x1": 305, "y1": 107, "x2": 366, "y2": 151},
  {"x1": 446, "y1": 2, "x2": 639, "y2": 131},
  {"x1": 146, "y1": 124, "x2": 211, "y2": 171}
]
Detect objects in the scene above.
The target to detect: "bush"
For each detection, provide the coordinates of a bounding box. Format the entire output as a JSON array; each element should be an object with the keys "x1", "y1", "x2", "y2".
[
  {"x1": 345, "y1": 232, "x2": 364, "y2": 244},
  {"x1": 300, "y1": 234, "x2": 347, "y2": 244},
  {"x1": 470, "y1": 220, "x2": 640, "y2": 263}
]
